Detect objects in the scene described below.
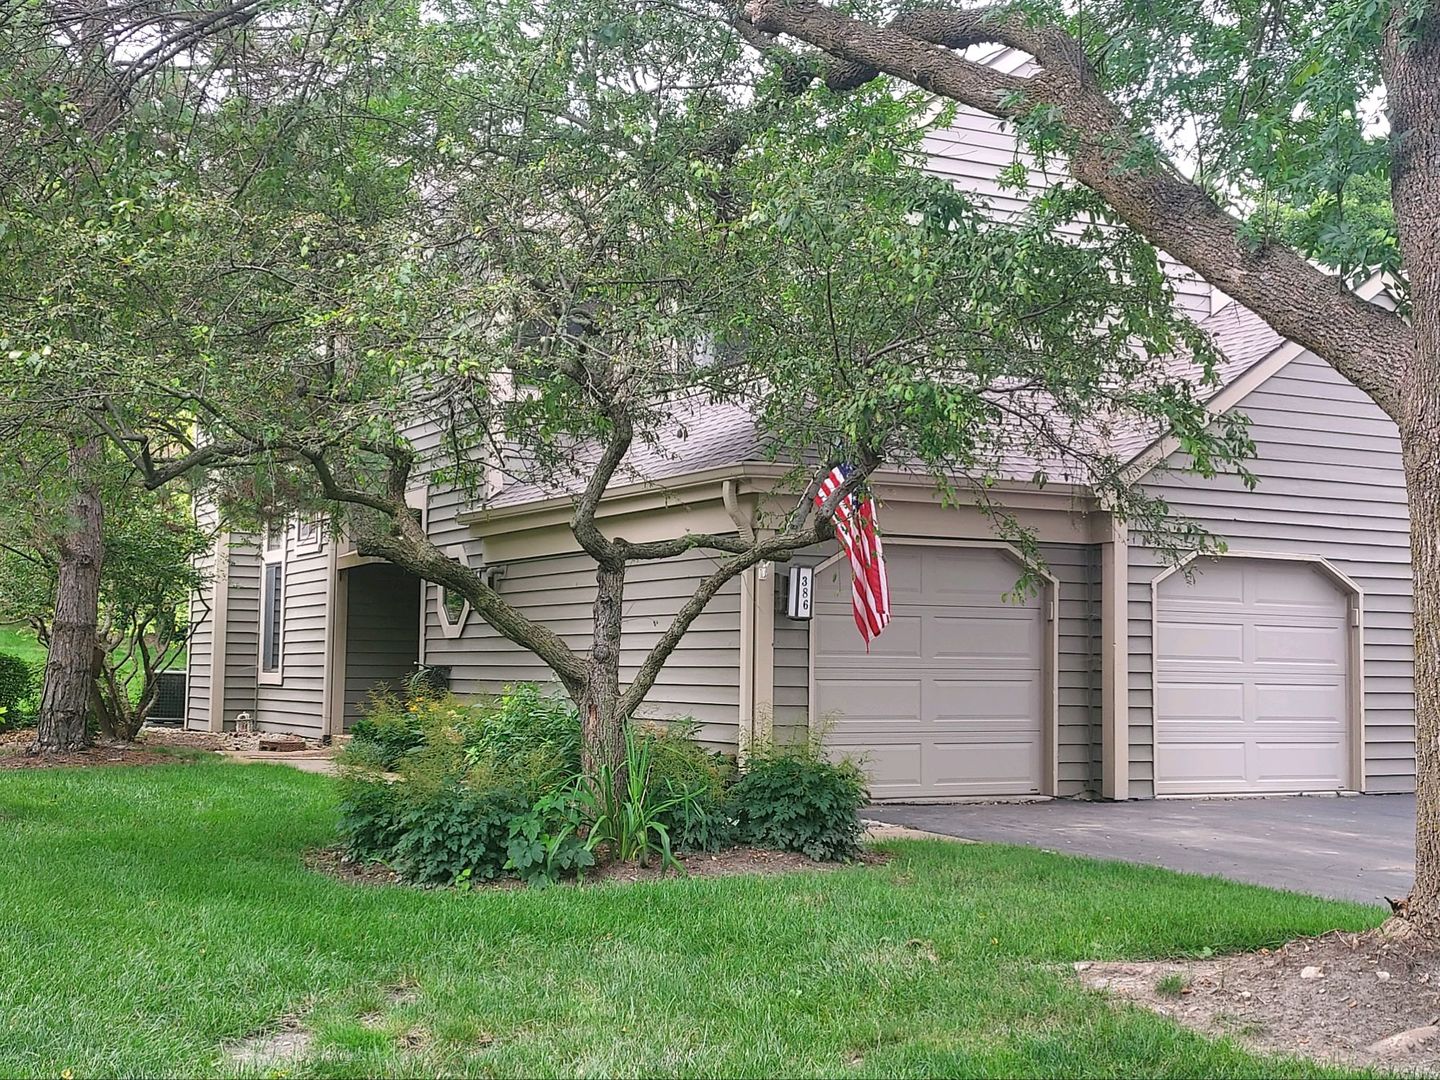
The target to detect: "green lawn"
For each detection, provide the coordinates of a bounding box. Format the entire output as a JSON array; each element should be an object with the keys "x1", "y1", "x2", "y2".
[
  {"x1": 0, "y1": 623, "x2": 45, "y2": 666},
  {"x1": 0, "y1": 763, "x2": 1385, "y2": 1079},
  {"x1": 0, "y1": 622, "x2": 186, "y2": 679}
]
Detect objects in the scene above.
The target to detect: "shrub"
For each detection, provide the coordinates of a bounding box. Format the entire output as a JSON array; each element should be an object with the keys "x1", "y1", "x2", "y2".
[
  {"x1": 338, "y1": 684, "x2": 584, "y2": 885},
  {"x1": 388, "y1": 782, "x2": 527, "y2": 886},
  {"x1": 0, "y1": 652, "x2": 35, "y2": 732},
  {"x1": 728, "y1": 742, "x2": 868, "y2": 861},
  {"x1": 346, "y1": 690, "x2": 427, "y2": 769},
  {"x1": 337, "y1": 773, "x2": 402, "y2": 861},
  {"x1": 464, "y1": 683, "x2": 582, "y2": 789},
  {"x1": 504, "y1": 785, "x2": 598, "y2": 887},
  {"x1": 645, "y1": 722, "x2": 735, "y2": 853}
]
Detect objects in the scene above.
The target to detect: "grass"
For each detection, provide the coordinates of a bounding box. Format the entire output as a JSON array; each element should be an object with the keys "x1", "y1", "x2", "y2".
[
  {"x1": 0, "y1": 621, "x2": 186, "y2": 686},
  {"x1": 0, "y1": 623, "x2": 45, "y2": 666},
  {"x1": 0, "y1": 762, "x2": 1387, "y2": 1079},
  {"x1": 1156, "y1": 972, "x2": 1192, "y2": 997}
]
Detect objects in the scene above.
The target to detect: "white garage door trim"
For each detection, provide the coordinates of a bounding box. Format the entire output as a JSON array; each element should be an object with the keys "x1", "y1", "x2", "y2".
[
  {"x1": 1149, "y1": 550, "x2": 1365, "y2": 794},
  {"x1": 806, "y1": 538, "x2": 1061, "y2": 800}
]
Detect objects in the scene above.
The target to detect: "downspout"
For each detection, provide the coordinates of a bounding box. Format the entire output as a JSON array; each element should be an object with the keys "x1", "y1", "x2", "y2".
[{"x1": 721, "y1": 479, "x2": 754, "y2": 544}]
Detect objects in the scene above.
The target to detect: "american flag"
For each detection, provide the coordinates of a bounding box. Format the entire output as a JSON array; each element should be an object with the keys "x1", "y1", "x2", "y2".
[{"x1": 814, "y1": 464, "x2": 890, "y2": 646}]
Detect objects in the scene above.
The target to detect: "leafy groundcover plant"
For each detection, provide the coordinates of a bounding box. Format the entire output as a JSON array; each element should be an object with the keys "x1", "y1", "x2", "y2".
[{"x1": 336, "y1": 683, "x2": 869, "y2": 887}]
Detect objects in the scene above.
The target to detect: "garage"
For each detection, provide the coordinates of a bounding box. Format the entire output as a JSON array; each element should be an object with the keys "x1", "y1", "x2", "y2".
[
  {"x1": 1153, "y1": 557, "x2": 1354, "y2": 795},
  {"x1": 811, "y1": 543, "x2": 1050, "y2": 800}
]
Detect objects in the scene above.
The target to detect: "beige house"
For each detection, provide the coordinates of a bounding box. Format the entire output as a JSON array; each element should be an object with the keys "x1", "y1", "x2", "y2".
[
  {"x1": 184, "y1": 50, "x2": 1414, "y2": 801},
  {"x1": 185, "y1": 283, "x2": 1413, "y2": 801}
]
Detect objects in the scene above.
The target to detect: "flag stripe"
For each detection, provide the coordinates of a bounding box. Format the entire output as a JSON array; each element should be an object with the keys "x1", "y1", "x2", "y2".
[{"x1": 814, "y1": 464, "x2": 890, "y2": 648}]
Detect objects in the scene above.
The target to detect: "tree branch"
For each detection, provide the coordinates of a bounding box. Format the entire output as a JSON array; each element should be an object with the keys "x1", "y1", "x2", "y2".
[
  {"x1": 736, "y1": 0, "x2": 1415, "y2": 419},
  {"x1": 615, "y1": 458, "x2": 875, "y2": 715}
]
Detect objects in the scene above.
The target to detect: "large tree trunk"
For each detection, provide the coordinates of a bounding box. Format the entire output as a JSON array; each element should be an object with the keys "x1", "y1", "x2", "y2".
[
  {"x1": 32, "y1": 439, "x2": 104, "y2": 753},
  {"x1": 1387, "y1": 1, "x2": 1440, "y2": 923},
  {"x1": 1405, "y1": 431, "x2": 1440, "y2": 923},
  {"x1": 580, "y1": 562, "x2": 628, "y2": 788}
]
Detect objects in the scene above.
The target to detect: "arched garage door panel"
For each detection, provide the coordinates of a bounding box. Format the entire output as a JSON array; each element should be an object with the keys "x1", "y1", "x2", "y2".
[
  {"x1": 1155, "y1": 558, "x2": 1351, "y2": 795},
  {"x1": 813, "y1": 546, "x2": 1044, "y2": 799}
]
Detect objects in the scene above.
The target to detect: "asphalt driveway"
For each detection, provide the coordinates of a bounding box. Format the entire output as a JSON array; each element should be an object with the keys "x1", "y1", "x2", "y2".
[{"x1": 866, "y1": 795, "x2": 1415, "y2": 906}]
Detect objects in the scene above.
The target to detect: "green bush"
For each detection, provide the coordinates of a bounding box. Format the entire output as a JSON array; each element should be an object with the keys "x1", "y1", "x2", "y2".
[
  {"x1": 645, "y1": 722, "x2": 735, "y2": 853},
  {"x1": 464, "y1": 683, "x2": 582, "y2": 790},
  {"x1": 391, "y1": 783, "x2": 526, "y2": 886},
  {"x1": 338, "y1": 683, "x2": 584, "y2": 885},
  {"x1": 336, "y1": 774, "x2": 402, "y2": 861},
  {"x1": 346, "y1": 690, "x2": 427, "y2": 769},
  {"x1": 728, "y1": 743, "x2": 868, "y2": 861},
  {"x1": 504, "y1": 785, "x2": 597, "y2": 887},
  {"x1": 0, "y1": 652, "x2": 36, "y2": 732}
]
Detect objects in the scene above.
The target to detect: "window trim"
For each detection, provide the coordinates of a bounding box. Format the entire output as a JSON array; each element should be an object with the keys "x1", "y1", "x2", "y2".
[
  {"x1": 294, "y1": 514, "x2": 324, "y2": 555},
  {"x1": 435, "y1": 546, "x2": 473, "y2": 639},
  {"x1": 258, "y1": 524, "x2": 286, "y2": 685}
]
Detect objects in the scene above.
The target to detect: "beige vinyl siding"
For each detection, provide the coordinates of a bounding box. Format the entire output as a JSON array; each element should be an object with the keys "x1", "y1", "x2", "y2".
[
  {"x1": 251, "y1": 527, "x2": 332, "y2": 738},
  {"x1": 1128, "y1": 350, "x2": 1412, "y2": 796},
  {"x1": 185, "y1": 532, "x2": 270, "y2": 732},
  {"x1": 184, "y1": 502, "x2": 220, "y2": 730},
  {"x1": 771, "y1": 539, "x2": 1100, "y2": 796},
  {"x1": 184, "y1": 552, "x2": 215, "y2": 731},
  {"x1": 344, "y1": 564, "x2": 421, "y2": 727},
  {"x1": 422, "y1": 547, "x2": 744, "y2": 748},
  {"x1": 772, "y1": 545, "x2": 831, "y2": 745},
  {"x1": 924, "y1": 104, "x2": 1213, "y2": 323},
  {"x1": 1050, "y1": 543, "x2": 1100, "y2": 795},
  {"x1": 223, "y1": 539, "x2": 260, "y2": 722}
]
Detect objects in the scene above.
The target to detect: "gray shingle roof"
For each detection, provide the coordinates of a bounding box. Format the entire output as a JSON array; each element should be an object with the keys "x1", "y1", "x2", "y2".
[{"x1": 479, "y1": 302, "x2": 1291, "y2": 512}]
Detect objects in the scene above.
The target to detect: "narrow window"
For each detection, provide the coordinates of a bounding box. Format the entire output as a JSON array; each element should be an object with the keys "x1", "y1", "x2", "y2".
[
  {"x1": 261, "y1": 562, "x2": 283, "y2": 673},
  {"x1": 259, "y1": 523, "x2": 286, "y2": 683}
]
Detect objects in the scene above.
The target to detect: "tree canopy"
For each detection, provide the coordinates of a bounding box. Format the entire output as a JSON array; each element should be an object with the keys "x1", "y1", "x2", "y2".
[{"x1": 4, "y1": 0, "x2": 1258, "y2": 773}]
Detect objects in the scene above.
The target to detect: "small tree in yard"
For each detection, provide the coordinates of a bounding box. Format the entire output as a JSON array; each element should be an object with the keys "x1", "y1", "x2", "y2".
[
  {"x1": 0, "y1": 0, "x2": 313, "y2": 751},
  {"x1": 21, "y1": 0, "x2": 1251, "y2": 785},
  {"x1": 721, "y1": 0, "x2": 1440, "y2": 920},
  {"x1": 0, "y1": 449, "x2": 206, "y2": 745}
]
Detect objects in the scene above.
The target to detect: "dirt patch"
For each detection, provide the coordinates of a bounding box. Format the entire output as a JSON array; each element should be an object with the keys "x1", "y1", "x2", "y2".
[
  {"x1": 589, "y1": 845, "x2": 887, "y2": 883},
  {"x1": 306, "y1": 845, "x2": 887, "y2": 890},
  {"x1": 1076, "y1": 920, "x2": 1440, "y2": 1072},
  {"x1": 223, "y1": 1017, "x2": 313, "y2": 1070},
  {"x1": 0, "y1": 737, "x2": 190, "y2": 770}
]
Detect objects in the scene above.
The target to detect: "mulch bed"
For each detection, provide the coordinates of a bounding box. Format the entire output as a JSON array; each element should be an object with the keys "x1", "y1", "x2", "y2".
[
  {"x1": 1077, "y1": 919, "x2": 1440, "y2": 1072},
  {"x1": 0, "y1": 743, "x2": 183, "y2": 770},
  {"x1": 306, "y1": 845, "x2": 887, "y2": 890},
  {"x1": 0, "y1": 727, "x2": 209, "y2": 769},
  {"x1": 0, "y1": 725, "x2": 328, "y2": 769}
]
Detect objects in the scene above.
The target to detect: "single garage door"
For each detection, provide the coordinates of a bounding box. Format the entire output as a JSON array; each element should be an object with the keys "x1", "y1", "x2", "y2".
[
  {"x1": 1154, "y1": 557, "x2": 1352, "y2": 795},
  {"x1": 813, "y1": 544, "x2": 1046, "y2": 799}
]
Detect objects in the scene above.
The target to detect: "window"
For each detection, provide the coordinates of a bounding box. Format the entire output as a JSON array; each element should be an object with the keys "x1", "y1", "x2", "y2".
[
  {"x1": 259, "y1": 524, "x2": 285, "y2": 683},
  {"x1": 261, "y1": 563, "x2": 283, "y2": 673},
  {"x1": 295, "y1": 515, "x2": 323, "y2": 553},
  {"x1": 441, "y1": 586, "x2": 467, "y2": 625},
  {"x1": 435, "y1": 547, "x2": 473, "y2": 638}
]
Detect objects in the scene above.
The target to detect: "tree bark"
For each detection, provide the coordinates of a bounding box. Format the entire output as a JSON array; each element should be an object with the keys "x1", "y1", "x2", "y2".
[
  {"x1": 1385, "y1": 0, "x2": 1440, "y2": 923},
  {"x1": 1403, "y1": 428, "x2": 1440, "y2": 923},
  {"x1": 581, "y1": 562, "x2": 628, "y2": 788},
  {"x1": 32, "y1": 438, "x2": 104, "y2": 753}
]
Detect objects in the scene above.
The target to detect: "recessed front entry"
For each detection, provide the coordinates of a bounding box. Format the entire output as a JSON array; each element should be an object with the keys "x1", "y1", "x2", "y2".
[
  {"x1": 812, "y1": 544, "x2": 1046, "y2": 800},
  {"x1": 1154, "y1": 557, "x2": 1352, "y2": 795}
]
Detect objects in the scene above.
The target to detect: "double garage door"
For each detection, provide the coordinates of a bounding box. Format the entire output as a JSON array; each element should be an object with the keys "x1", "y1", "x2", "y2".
[
  {"x1": 813, "y1": 545, "x2": 1354, "y2": 800},
  {"x1": 812, "y1": 545, "x2": 1046, "y2": 800}
]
